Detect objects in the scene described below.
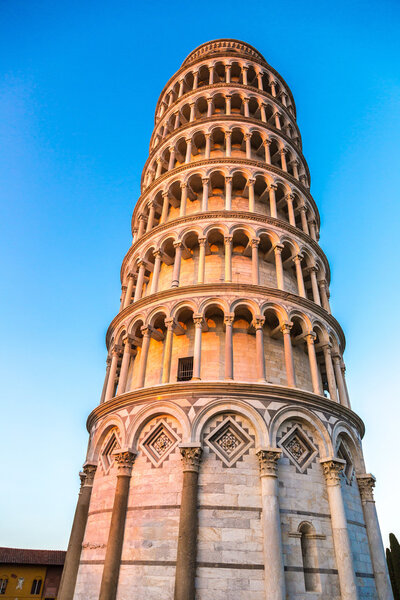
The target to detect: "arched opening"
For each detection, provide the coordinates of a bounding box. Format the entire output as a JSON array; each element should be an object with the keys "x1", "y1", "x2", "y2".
[
  {"x1": 232, "y1": 305, "x2": 257, "y2": 381},
  {"x1": 299, "y1": 522, "x2": 321, "y2": 592},
  {"x1": 231, "y1": 229, "x2": 251, "y2": 283},
  {"x1": 203, "y1": 304, "x2": 225, "y2": 380}
]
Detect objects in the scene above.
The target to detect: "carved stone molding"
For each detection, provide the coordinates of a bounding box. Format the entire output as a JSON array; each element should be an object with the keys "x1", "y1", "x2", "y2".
[
  {"x1": 113, "y1": 450, "x2": 136, "y2": 476},
  {"x1": 320, "y1": 458, "x2": 346, "y2": 485},
  {"x1": 357, "y1": 474, "x2": 376, "y2": 502}
]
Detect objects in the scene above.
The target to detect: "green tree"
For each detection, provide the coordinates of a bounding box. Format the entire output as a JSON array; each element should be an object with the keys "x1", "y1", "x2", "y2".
[{"x1": 387, "y1": 533, "x2": 400, "y2": 599}]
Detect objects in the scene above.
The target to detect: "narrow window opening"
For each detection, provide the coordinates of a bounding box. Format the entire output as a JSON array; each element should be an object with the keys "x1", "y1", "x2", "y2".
[
  {"x1": 0, "y1": 578, "x2": 8, "y2": 595},
  {"x1": 177, "y1": 356, "x2": 193, "y2": 381},
  {"x1": 31, "y1": 579, "x2": 42, "y2": 595},
  {"x1": 299, "y1": 522, "x2": 320, "y2": 592}
]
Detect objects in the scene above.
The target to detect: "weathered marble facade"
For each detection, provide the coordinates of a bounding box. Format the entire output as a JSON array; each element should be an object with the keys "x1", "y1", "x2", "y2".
[{"x1": 59, "y1": 39, "x2": 392, "y2": 600}]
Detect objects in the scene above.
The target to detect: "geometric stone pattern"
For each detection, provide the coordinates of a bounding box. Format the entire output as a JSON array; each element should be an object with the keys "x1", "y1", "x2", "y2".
[
  {"x1": 336, "y1": 439, "x2": 354, "y2": 485},
  {"x1": 204, "y1": 414, "x2": 254, "y2": 468},
  {"x1": 278, "y1": 424, "x2": 319, "y2": 474},
  {"x1": 139, "y1": 417, "x2": 180, "y2": 468}
]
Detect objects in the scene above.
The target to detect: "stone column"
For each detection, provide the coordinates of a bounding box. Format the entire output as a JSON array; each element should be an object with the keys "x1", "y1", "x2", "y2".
[
  {"x1": 171, "y1": 242, "x2": 183, "y2": 288},
  {"x1": 150, "y1": 250, "x2": 162, "y2": 294},
  {"x1": 105, "y1": 348, "x2": 120, "y2": 402},
  {"x1": 117, "y1": 337, "x2": 132, "y2": 395},
  {"x1": 155, "y1": 158, "x2": 162, "y2": 178},
  {"x1": 168, "y1": 147, "x2": 176, "y2": 170},
  {"x1": 309, "y1": 266, "x2": 321, "y2": 305},
  {"x1": 58, "y1": 464, "x2": 97, "y2": 600},
  {"x1": 224, "y1": 236, "x2": 232, "y2": 282},
  {"x1": 189, "y1": 102, "x2": 195, "y2": 122},
  {"x1": 281, "y1": 322, "x2": 296, "y2": 387},
  {"x1": 174, "y1": 445, "x2": 203, "y2": 600},
  {"x1": 254, "y1": 317, "x2": 266, "y2": 381},
  {"x1": 299, "y1": 205, "x2": 309, "y2": 234},
  {"x1": 174, "y1": 112, "x2": 180, "y2": 129},
  {"x1": 264, "y1": 139, "x2": 271, "y2": 164},
  {"x1": 286, "y1": 193, "x2": 296, "y2": 226},
  {"x1": 119, "y1": 286, "x2": 127, "y2": 311},
  {"x1": 225, "y1": 176, "x2": 232, "y2": 210},
  {"x1": 100, "y1": 358, "x2": 111, "y2": 404},
  {"x1": 248, "y1": 178, "x2": 255, "y2": 212},
  {"x1": 123, "y1": 274, "x2": 134, "y2": 309},
  {"x1": 270, "y1": 80, "x2": 277, "y2": 97},
  {"x1": 137, "y1": 215, "x2": 146, "y2": 238},
  {"x1": 322, "y1": 344, "x2": 338, "y2": 402},
  {"x1": 207, "y1": 97, "x2": 213, "y2": 118},
  {"x1": 306, "y1": 333, "x2": 322, "y2": 395},
  {"x1": 320, "y1": 458, "x2": 359, "y2": 600},
  {"x1": 162, "y1": 318, "x2": 175, "y2": 384},
  {"x1": 224, "y1": 314, "x2": 234, "y2": 380},
  {"x1": 201, "y1": 177, "x2": 209, "y2": 211},
  {"x1": 178, "y1": 79, "x2": 184, "y2": 97},
  {"x1": 260, "y1": 103, "x2": 267, "y2": 122},
  {"x1": 225, "y1": 94, "x2": 231, "y2": 115},
  {"x1": 137, "y1": 327, "x2": 151, "y2": 387},
  {"x1": 242, "y1": 66, "x2": 248, "y2": 85},
  {"x1": 192, "y1": 315, "x2": 203, "y2": 380},
  {"x1": 341, "y1": 361, "x2": 352, "y2": 408},
  {"x1": 256, "y1": 449, "x2": 286, "y2": 600},
  {"x1": 146, "y1": 202, "x2": 156, "y2": 232},
  {"x1": 180, "y1": 183, "x2": 187, "y2": 217},
  {"x1": 205, "y1": 133, "x2": 211, "y2": 158},
  {"x1": 319, "y1": 279, "x2": 331, "y2": 313},
  {"x1": 251, "y1": 238, "x2": 260, "y2": 285},
  {"x1": 332, "y1": 353, "x2": 349, "y2": 408},
  {"x1": 275, "y1": 112, "x2": 281, "y2": 130},
  {"x1": 193, "y1": 70, "x2": 199, "y2": 89},
  {"x1": 293, "y1": 254, "x2": 306, "y2": 298},
  {"x1": 244, "y1": 133, "x2": 251, "y2": 158},
  {"x1": 257, "y1": 71, "x2": 263, "y2": 90},
  {"x1": 274, "y1": 244, "x2": 284, "y2": 290},
  {"x1": 161, "y1": 191, "x2": 169, "y2": 224},
  {"x1": 225, "y1": 64, "x2": 231, "y2": 83},
  {"x1": 292, "y1": 160, "x2": 299, "y2": 179},
  {"x1": 356, "y1": 474, "x2": 393, "y2": 600},
  {"x1": 209, "y1": 66, "x2": 214, "y2": 85},
  {"x1": 268, "y1": 183, "x2": 277, "y2": 218},
  {"x1": 243, "y1": 98, "x2": 250, "y2": 117},
  {"x1": 197, "y1": 237, "x2": 206, "y2": 283},
  {"x1": 99, "y1": 451, "x2": 136, "y2": 600},
  {"x1": 225, "y1": 131, "x2": 232, "y2": 157},
  {"x1": 185, "y1": 137, "x2": 192, "y2": 163},
  {"x1": 133, "y1": 261, "x2": 146, "y2": 302}
]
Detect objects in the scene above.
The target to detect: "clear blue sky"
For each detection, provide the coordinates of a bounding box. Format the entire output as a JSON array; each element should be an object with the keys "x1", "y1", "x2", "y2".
[{"x1": 1, "y1": 0, "x2": 399, "y2": 550}]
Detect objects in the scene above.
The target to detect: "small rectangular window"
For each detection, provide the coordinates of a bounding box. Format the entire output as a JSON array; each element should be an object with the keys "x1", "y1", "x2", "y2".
[
  {"x1": 31, "y1": 579, "x2": 42, "y2": 595},
  {"x1": 0, "y1": 578, "x2": 8, "y2": 594},
  {"x1": 177, "y1": 356, "x2": 193, "y2": 381}
]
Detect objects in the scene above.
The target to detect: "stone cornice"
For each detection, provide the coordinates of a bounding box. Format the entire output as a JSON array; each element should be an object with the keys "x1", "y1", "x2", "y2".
[
  {"x1": 145, "y1": 113, "x2": 305, "y2": 186},
  {"x1": 123, "y1": 211, "x2": 328, "y2": 281},
  {"x1": 155, "y1": 52, "x2": 297, "y2": 122},
  {"x1": 105, "y1": 283, "x2": 344, "y2": 349},
  {"x1": 151, "y1": 83, "x2": 300, "y2": 150},
  {"x1": 86, "y1": 381, "x2": 364, "y2": 438},
  {"x1": 133, "y1": 158, "x2": 317, "y2": 228}
]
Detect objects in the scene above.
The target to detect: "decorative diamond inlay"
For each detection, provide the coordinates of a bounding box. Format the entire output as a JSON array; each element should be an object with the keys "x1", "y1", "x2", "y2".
[
  {"x1": 279, "y1": 425, "x2": 318, "y2": 473},
  {"x1": 205, "y1": 416, "x2": 253, "y2": 467},
  {"x1": 140, "y1": 419, "x2": 179, "y2": 467}
]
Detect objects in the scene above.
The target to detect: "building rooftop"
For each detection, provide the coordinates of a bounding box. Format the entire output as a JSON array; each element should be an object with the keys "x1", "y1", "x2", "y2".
[{"x1": 0, "y1": 547, "x2": 66, "y2": 566}]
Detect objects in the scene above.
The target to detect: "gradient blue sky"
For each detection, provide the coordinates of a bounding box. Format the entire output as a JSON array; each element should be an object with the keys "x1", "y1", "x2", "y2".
[{"x1": 1, "y1": 0, "x2": 399, "y2": 550}]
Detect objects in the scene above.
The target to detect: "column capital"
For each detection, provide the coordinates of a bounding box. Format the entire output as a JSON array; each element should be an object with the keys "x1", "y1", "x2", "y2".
[
  {"x1": 81, "y1": 462, "x2": 97, "y2": 487},
  {"x1": 263, "y1": 138, "x2": 272, "y2": 147},
  {"x1": 111, "y1": 345, "x2": 122, "y2": 358},
  {"x1": 146, "y1": 199, "x2": 157, "y2": 209},
  {"x1": 162, "y1": 189, "x2": 169, "y2": 198},
  {"x1": 113, "y1": 450, "x2": 137, "y2": 476},
  {"x1": 356, "y1": 474, "x2": 376, "y2": 502},
  {"x1": 140, "y1": 325, "x2": 153, "y2": 338},
  {"x1": 164, "y1": 317, "x2": 177, "y2": 331},
  {"x1": 198, "y1": 236, "x2": 207, "y2": 246},
  {"x1": 280, "y1": 146, "x2": 287, "y2": 155},
  {"x1": 243, "y1": 97, "x2": 250, "y2": 104},
  {"x1": 244, "y1": 132, "x2": 251, "y2": 140},
  {"x1": 138, "y1": 213, "x2": 147, "y2": 222},
  {"x1": 321, "y1": 342, "x2": 332, "y2": 354},
  {"x1": 153, "y1": 249, "x2": 162, "y2": 258},
  {"x1": 185, "y1": 136, "x2": 192, "y2": 143},
  {"x1": 285, "y1": 192, "x2": 295, "y2": 201},
  {"x1": 180, "y1": 181, "x2": 187, "y2": 189},
  {"x1": 224, "y1": 235, "x2": 233, "y2": 244},
  {"x1": 253, "y1": 316, "x2": 265, "y2": 330},
  {"x1": 268, "y1": 182, "x2": 278, "y2": 191},
  {"x1": 306, "y1": 332, "x2": 317, "y2": 344},
  {"x1": 206, "y1": 98, "x2": 213, "y2": 105},
  {"x1": 224, "y1": 93, "x2": 232, "y2": 100},
  {"x1": 189, "y1": 100, "x2": 195, "y2": 107},
  {"x1": 248, "y1": 177, "x2": 256, "y2": 185},
  {"x1": 251, "y1": 237, "x2": 260, "y2": 247},
  {"x1": 225, "y1": 130, "x2": 232, "y2": 137},
  {"x1": 173, "y1": 241, "x2": 184, "y2": 249},
  {"x1": 256, "y1": 448, "x2": 282, "y2": 477},
  {"x1": 225, "y1": 176, "x2": 232, "y2": 184},
  {"x1": 280, "y1": 321, "x2": 293, "y2": 334},
  {"x1": 292, "y1": 253, "x2": 304, "y2": 264},
  {"x1": 179, "y1": 444, "x2": 203, "y2": 472},
  {"x1": 273, "y1": 243, "x2": 284, "y2": 254},
  {"x1": 320, "y1": 457, "x2": 345, "y2": 485},
  {"x1": 202, "y1": 176, "x2": 209, "y2": 184},
  {"x1": 193, "y1": 314, "x2": 203, "y2": 327},
  {"x1": 224, "y1": 313, "x2": 235, "y2": 325}
]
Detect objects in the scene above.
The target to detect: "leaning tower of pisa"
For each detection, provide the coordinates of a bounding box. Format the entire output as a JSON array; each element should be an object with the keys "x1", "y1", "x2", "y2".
[{"x1": 58, "y1": 39, "x2": 392, "y2": 600}]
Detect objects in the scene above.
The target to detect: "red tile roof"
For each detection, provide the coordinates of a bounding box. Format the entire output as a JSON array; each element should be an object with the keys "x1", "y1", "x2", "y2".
[{"x1": 0, "y1": 547, "x2": 66, "y2": 565}]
